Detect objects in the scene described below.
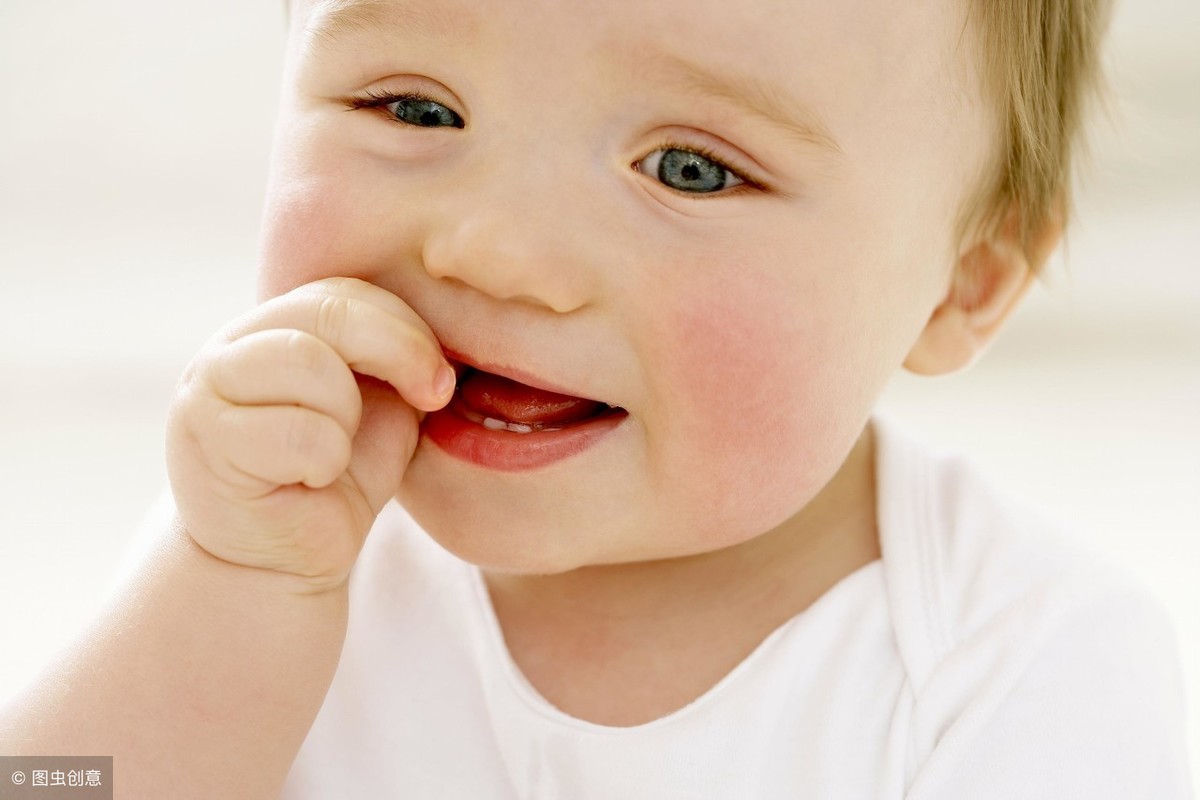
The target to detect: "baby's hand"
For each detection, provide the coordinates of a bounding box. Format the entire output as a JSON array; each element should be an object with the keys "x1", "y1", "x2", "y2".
[{"x1": 165, "y1": 277, "x2": 455, "y2": 594}]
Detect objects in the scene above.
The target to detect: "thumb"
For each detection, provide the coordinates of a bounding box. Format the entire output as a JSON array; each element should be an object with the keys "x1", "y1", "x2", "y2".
[{"x1": 346, "y1": 374, "x2": 422, "y2": 516}]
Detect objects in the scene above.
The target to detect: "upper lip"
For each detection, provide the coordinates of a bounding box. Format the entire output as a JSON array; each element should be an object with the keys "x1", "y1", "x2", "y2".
[{"x1": 441, "y1": 346, "x2": 615, "y2": 406}]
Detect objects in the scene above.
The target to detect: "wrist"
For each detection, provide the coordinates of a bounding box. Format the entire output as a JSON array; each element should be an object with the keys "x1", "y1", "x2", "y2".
[{"x1": 171, "y1": 515, "x2": 355, "y2": 600}]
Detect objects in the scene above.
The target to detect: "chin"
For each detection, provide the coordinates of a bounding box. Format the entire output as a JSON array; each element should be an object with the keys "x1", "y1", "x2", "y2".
[
  {"x1": 395, "y1": 445, "x2": 656, "y2": 574},
  {"x1": 395, "y1": 486, "x2": 590, "y2": 575}
]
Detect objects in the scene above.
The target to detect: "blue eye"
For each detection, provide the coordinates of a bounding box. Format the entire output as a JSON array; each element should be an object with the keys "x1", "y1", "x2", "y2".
[
  {"x1": 344, "y1": 90, "x2": 465, "y2": 129},
  {"x1": 387, "y1": 96, "x2": 464, "y2": 128},
  {"x1": 638, "y1": 147, "x2": 745, "y2": 194}
]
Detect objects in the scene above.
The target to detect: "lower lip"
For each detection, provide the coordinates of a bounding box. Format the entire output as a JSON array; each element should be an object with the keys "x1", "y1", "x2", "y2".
[{"x1": 421, "y1": 398, "x2": 629, "y2": 471}]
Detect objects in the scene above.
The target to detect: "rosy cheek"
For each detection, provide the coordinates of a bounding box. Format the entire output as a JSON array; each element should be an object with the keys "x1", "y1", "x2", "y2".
[
  {"x1": 666, "y1": 295, "x2": 783, "y2": 437},
  {"x1": 646, "y1": 273, "x2": 844, "y2": 534},
  {"x1": 256, "y1": 169, "x2": 428, "y2": 303},
  {"x1": 257, "y1": 179, "x2": 355, "y2": 301}
]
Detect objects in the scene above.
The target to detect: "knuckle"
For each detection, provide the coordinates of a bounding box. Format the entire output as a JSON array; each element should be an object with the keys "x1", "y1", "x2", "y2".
[
  {"x1": 214, "y1": 317, "x2": 243, "y2": 345},
  {"x1": 177, "y1": 357, "x2": 200, "y2": 392},
  {"x1": 284, "y1": 330, "x2": 327, "y2": 379},
  {"x1": 206, "y1": 403, "x2": 255, "y2": 480},
  {"x1": 314, "y1": 293, "x2": 350, "y2": 346},
  {"x1": 211, "y1": 402, "x2": 248, "y2": 453},
  {"x1": 171, "y1": 367, "x2": 217, "y2": 431},
  {"x1": 177, "y1": 349, "x2": 214, "y2": 395}
]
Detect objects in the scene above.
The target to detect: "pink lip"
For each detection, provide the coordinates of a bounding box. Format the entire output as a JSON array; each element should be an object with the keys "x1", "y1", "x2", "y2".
[
  {"x1": 422, "y1": 398, "x2": 628, "y2": 471},
  {"x1": 440, "y1": 346, "x2": 599, "y2": 402},
  {"x1": 425, "y1": 346, "x2": 628, "y2": 471}
]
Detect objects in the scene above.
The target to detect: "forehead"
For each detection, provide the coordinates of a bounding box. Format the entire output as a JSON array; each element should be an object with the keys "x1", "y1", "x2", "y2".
[{"x1": 293, "y1": 0, "x2": 977, "y2": 99}]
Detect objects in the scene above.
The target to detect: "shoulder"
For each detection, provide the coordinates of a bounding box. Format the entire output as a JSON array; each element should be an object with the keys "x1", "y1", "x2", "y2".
[
  {"x1": 871, "y1": 413, "x2": 1193, "y2": 797},
  {"x1": 872, "y1": 411, "x2": 1168, "y2": 666}
]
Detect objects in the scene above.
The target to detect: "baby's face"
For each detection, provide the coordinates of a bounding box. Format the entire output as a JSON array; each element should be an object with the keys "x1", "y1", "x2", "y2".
[{"x1": 260, "y1": 0, "x2": 994, "y2": 572}]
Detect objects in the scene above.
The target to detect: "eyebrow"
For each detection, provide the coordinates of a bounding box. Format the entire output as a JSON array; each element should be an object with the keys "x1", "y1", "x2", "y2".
[{"x1": 639, "y1": 52, "x2": 843, "y2": 155}]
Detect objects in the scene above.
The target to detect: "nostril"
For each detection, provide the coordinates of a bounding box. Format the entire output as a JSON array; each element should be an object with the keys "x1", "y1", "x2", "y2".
[{"x1": 509, "y1": 292, "x2": 568, "y2": 312}]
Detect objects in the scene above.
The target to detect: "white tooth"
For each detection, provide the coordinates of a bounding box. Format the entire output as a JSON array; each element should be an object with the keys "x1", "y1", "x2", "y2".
[
  {"x1": 507, "y1": 422, "x2": 534, "y2": 433},
  {"x1": 482, "y1": 417, "x2": 508, "y2": 431}
]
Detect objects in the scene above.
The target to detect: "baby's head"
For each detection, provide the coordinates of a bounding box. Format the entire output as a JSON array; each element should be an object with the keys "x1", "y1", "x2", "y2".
[{"x1": 259, "y1": 0, "x2": 1112, "y2": 573}]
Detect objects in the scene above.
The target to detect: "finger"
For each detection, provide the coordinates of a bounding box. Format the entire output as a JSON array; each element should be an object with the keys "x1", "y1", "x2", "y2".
[
  {"x1": 223, "y1": 278, "x2": 455, "y2": 412},
  {"x1": 204, "y1": 329, "x2": 362, "y2": 438},
  {"x1": 343, "y1": 374, "x2": 423, "y2": 515},
  {"x1": 297, "y1": 277, "x2": 440, "y2": 346},
  {"x1": 210, "y1": 404, "x2": 353, "y2": 492}
]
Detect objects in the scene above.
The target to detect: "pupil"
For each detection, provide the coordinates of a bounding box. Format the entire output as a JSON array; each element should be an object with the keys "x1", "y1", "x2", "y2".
[
  {"x1": 393, "y1": 98, "x2": 463, "y2": 128},
  {"x1": 658, "y1": 149, "x2": 726, "y2": 193}
]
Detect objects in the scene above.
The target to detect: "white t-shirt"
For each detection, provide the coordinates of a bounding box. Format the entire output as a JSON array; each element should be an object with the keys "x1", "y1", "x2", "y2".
[{"x1": 115, "y1": 414, "x2": 1195, "y2": 798}]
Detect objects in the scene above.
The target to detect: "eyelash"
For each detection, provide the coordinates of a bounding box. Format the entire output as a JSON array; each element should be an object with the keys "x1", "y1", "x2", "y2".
[
  {"x1": 341, "y1": 90, "x2": 765, "y2": 196},
  {"x1": 638, "y1": 140, "x2": 763, "y2": 198},
  {"x1": 340, "y1": 88, "x2": 455, "y2": 120}
]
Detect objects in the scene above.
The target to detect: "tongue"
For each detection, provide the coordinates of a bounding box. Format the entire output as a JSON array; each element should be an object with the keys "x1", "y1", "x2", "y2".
[{"x1": 459, "y1": 370, "x2": 607, "y2": 426}]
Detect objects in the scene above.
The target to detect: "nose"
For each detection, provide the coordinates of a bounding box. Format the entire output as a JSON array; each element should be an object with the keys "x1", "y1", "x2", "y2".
[{"x1": 420, "y1": 171, "x2": 599, "y2": 315}]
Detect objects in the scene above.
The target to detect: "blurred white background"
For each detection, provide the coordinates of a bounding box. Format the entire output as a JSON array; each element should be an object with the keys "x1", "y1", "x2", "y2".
[{"x1": 1, "y1": 0, "x2": 1197, "y2": 780}]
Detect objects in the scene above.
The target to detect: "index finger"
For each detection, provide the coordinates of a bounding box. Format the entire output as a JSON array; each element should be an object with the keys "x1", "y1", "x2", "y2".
[{"x1": 220, "y1": 277, "x2": 455, "y2": 412}]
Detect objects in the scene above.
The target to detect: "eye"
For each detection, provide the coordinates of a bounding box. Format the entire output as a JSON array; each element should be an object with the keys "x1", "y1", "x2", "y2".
[
  {"x1": 343, "y1": 90, "x2": 465, "y2": 129},
  {"x1": 388, "y1": 96, "x2": 464, "y2": 128},
  {"x1": 636, "y1": 146, "x2": 745, "y2": 194}
]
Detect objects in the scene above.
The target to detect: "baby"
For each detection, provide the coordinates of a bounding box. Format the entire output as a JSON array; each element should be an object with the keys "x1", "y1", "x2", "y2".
[{"x1": 1, "y1": 0, "x2": 1193, "y2": 796}]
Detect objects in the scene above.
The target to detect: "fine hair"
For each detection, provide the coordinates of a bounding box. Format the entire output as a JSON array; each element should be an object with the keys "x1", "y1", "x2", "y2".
[{"x1": 960, "y1": 0, "x2": 1115, "y2": 268}]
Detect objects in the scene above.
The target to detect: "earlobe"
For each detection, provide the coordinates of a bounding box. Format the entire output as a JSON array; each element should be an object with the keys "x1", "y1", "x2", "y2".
[{"x1": 903, "y1": 206, "x2": 1063, "y2": 376}]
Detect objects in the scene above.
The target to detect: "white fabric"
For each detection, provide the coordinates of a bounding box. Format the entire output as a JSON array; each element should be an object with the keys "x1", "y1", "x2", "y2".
[{"x1": 118, "y1": 414, "x2": 1196, "y2": 798}]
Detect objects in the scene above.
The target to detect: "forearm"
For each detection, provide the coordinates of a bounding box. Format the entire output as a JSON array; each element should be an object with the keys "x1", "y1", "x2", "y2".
[{"x1": 0, "y1": 518, "x2": 347, "y2": 799}]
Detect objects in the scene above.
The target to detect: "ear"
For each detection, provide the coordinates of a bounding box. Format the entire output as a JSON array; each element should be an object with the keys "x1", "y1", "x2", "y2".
[{"x1": 903, "y1": 205, "x2": 1064, "y2": 376}]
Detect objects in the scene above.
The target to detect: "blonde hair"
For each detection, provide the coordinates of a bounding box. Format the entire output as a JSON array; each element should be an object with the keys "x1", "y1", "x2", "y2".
[{"x1": 962, "y1": 0, "x2": 1115, "y2": 270}]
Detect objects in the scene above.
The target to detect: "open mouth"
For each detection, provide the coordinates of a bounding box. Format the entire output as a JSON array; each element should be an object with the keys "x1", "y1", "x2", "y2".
[
  {"x1": 448, "y1": 362, "x2": 627, "y2": 433},
  {"x1": 422, "y1": 357, "x2": 629, "y2": 471}
]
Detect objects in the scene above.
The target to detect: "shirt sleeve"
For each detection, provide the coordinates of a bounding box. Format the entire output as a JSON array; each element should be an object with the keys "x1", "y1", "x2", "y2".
[{"x1": 905, "y1": 571, "x2": 1195, "y2": 799}]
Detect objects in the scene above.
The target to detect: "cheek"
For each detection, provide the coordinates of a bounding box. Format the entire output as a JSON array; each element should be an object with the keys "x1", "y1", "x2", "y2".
[
  {"x1": 665, "y1": 293, "x2": 791, "y2": 447},
  {"x1": 644, "y1": 270, "x2": 860, "y2": 538},
  {"x1": 255, "y1": 160, "x2": 427, "y2": 302},
  {"x1": 257, "y1": 175, "x2": 353, "y2": 301}
]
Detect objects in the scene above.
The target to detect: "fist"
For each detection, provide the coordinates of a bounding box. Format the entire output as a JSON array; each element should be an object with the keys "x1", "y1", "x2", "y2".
[{"x1": 165, "y1": 277, "x2": 455, "y2": 594}]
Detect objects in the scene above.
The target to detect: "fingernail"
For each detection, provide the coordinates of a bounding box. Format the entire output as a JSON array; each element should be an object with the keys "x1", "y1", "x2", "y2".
[{"x1": 433, "y1": 364, "x2": 456, "y2": 398}]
